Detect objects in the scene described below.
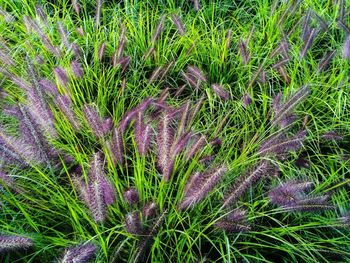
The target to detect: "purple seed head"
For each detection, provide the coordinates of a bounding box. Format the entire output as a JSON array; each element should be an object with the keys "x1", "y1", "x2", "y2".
[
  {"x1": 61, "y1": 242, "x2": 96, "y2": 263},
  {"x1": 98, "y1": 42, "x2": 106, "y2": 61},
  {"x1": 211, "y1": 84, "x2": 230, "y2": 101},
  {"x1": 125, "y1": 211, "x2": 143, "y2": 235},
  {"x1": 124, "y1": 187, "x2": 139, "y2": 205},
  {"x1": 143, "y1": 202, "x2": 158, "y2": 220},
  {"x1": 242, "y1": 93, "x2": 252, "y2": 107},
  {"x1": 54, "y1": 67, "x2": 69, "y2": 86},
  {"x1": 214, "y1": 209, "x2": 251, "y2": 233},
  {"x1": 71, "y1": 60, "x2": 84, "y2": 78},
  {"x1": 0, "y1": 235, "x2": 33, "y2": 253}
]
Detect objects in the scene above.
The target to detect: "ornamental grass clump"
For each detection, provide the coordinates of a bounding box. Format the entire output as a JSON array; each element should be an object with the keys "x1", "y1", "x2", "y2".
[{"x1": 0, "y1": 1, "x2": 349, "y2": 262}]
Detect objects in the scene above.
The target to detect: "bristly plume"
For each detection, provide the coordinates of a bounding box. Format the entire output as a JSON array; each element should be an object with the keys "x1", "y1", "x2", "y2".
[
  {"x1": 258, "y1": 130, "x2": 307, "y2": 156},
  {"x1": 242, "y1": 93, "x2": 252, "y2": 107},
  {"x1": 0, "y1": 47, "x2": 15, "y2": 67},
  {"x1": 171, "y1": 14, "x2": 186, "y2": 36},
  {"x1": 179, "y1": 165, "x2": 227, "y2": 211},
  {"x1": 192, "y1": 0, "x2": 201, "y2": 11},
  {"x1": 134, "y1": 112, "x2": 153, "y2": 156},
  {"x1": 238, "y1": 38, "x2": 250, "y2": 65},
  {"x1": 318, "y1": 50, "x2": 336, "y2": 72},
  {"x1": 125, "y1": 211, "x2": 143, "y2": 235},
  {"x1": 95, "y1": 0, "x2": 102, "y2": 28},
  {"x1": 276, "y1": 66, "x2": 290, "y2": 84},
  {"x1": 143, "y1": 202, "x2": 158, "y2": 220},
  {"x1": 321, "y1": 131, "x2": 343, "y2": 141},
  {"x1": 300, "y1": 28, "x2": 319, "y2": 59},
  {"x1": 124, "y1": 187, "x2": 139, "y2": 205},
  {"x1": 83, "y1": 104, "x2": 109, "y2": 139},
  {"x1": 268, "y1": 180, "x2": 314, "y2": 206},
  {"x1": 214, "y1": 209, "x2": 251, "y2": 232},
  {"x1": 342, "y1": 35, "x2": 350, "y2": 59},
  {"x1": 181, "y1": 71, "x2": 200, "y2": 90},
  {"x1": 222, "y1": 161, "x2": 270, "y2": 208},
  {"x1": 57, "y1": 22, "x2": 71, "y2": 50},
  {"x1": 301, "y1": 10, "x2": 311, "y2": 43},
  {"x1": 151, "y1": 15, "x2": 165, "y2": 43},
  {"x1": 17, "y1": 104, "x2": 52, "y2": 164},
  {"x1": 225, "y1": 29, "x2": 233, "y2": 49},
  {"x1": 109, "y1": 126, "x2": 124, "y2": 166},
  {"x1": 98, "y1": 42, "x2": 106, "y2": 61},
  {"x1": 60, "y1": 242, "x2": 96, "y2": 263},
  {"x1": 211, "y1": 84, "x2": 230, "y2": 101},
  {"x1": 39, "y1": 79, "x2": 59, "y2": 95},
  {"x1": 281, "y1": 195, "x2": 334, "y2": 212},
  {"x1": 0, "y1": 128, "x2": 37, "y2": 166},
  {"x1": 71, "y1": 60, "x2": 84, "y2": 79},
  {"x1": 117, "y1": 25, "x2": 126, "y2": 62},
  {"x1": 0, "y1": 235, "x2": 33, "y2": 253},
  {"x1": 0, "y1": 171, "x2": 15, "y2": 190},
  {"x1": 25, "y1": 57, "x2": 57, "y2": 138},
  {"x1": 185, "y1": 134, "x2": 207, "y2": 161},
  {"x1": 133, "y1": 210, "x2": 167, "y2": 263},
  {"x1": 148, "y1": 66, "x2": 164, "y2": 84},
  {"x1": 157, "y1": 112, "x2": 175, "y2": 182},
  {"x1": 272, "y1": 86, "x2": 310, "y2": 127},
  {"x1": 171, "y1": 131, "x2": 192, "y2": 157},
  {"x1": 55, "y1": 95, "x2": 81, "y2": 130},
  {"x1": 35, "y1": 4, "x2": 48, "y2": 27},
  {"x1": 72, "y1": 0, "x2": 80, "y2": 15},
  {"x1": 119, "y1": 56, "x2": 130, "y2": 73},
  {"x1": 54, "y1": 67, "x2": 69, "y2": 87},
  {"x1": 0, "y1": 67, "x2": 31, "y2": 90},
  {"x1": 187, "y1": 65, "x2": 207, "y2": 82}
]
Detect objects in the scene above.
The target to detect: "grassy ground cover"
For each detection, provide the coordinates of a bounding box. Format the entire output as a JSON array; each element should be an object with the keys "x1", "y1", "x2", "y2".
[{"x1": 0, "y1": 0, "x2": 349, "y2": 262}]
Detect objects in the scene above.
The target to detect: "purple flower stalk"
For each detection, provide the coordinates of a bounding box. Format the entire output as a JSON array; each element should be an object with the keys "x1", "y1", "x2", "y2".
[
  {"x1": 109, "y1": 126, "x2": 124, "y2": 166},
  {"x1": 214, "y1": 209, "x2": 251, "y2": 232},
  {"x1": 134, "y1": 112, "x2": 153, "y2": 156},
  {"x1": 83, "y1": 104, "x2": 107, "y2": 139},
  {"x1": 242, "y1": 93, "x2": 252, "y2": 107},
  {"x1": 143, "y1": 202, "x2": 158, "y2": 220},
  {"x1": 187, "y1": 66, "x2": 207, "y2": 82},
  {"x1": 238, "y1": 38, "x2": 250, "y2": 65},
  {"x1": 124, "y1": 187, "x2": 139, "y2": 205},
  {"x1": 125, "y1": 211, "x2": 143, "y2": 235},
  {"x1": 98, "y1": 42, "x2": 106, "y2": 61},
  {"x1": 72, "y1": 0, "x2": 80, "y2": 15},
  {"x1": 222, "y1": 161, "x2": 271, "y2": 208},
  {"x1": 185, "y1": 134, "x2": 206, "y2": 161},
  {"x1": 151, "y1": 15, "x2": 165, "y2": 43},
  {"x1": 321, "y1": 131, "x2": 343, "y2": 141},
  {"x1": 57, "y1": 22, "x2": 71, "y2": 50},
  {"x1": 171, "y1": 14, "x2": 186, "y2": 36},
  {"x1": 71, "y1": 60, "x2": 84, "y2": 78},
  {"x1": 55, "y1": 95, "x2": 81, "y2": 130},
  {"x1": 54, "y1": 67, "x2": 69, "y2": 86},
  {"x1": 0, "y1": 235, "x2": 33, "y2": 253},
  {"x1": 179, "y1": 165, "x2": 227, "y2": 210},
  {"x1": 60, "y1": 242, "x2": 96, "y2": 263},
  {"x1": 211, "y1": 84, "x2": 230, "y2": 101}
]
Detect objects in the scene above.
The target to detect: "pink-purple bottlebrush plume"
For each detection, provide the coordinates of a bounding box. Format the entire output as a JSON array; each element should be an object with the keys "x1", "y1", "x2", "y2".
[
  {"x1": 98, "y1": 42, "x2": 106, "y2": 61},
  {"x1": 157, "y1": 112, "x2": 175, "y2": 182},
  {"x1": 242, "y1": 93, "x2": 252, "y2": 107},
  {"x1": 300, "y1": 28, "x2": 319, "y2": 59},
  {"x1": 54, "y1": 67, "x2": 69, "y2": 87},
  {"x1": 258, "y1": 130, "x2": 307, "y2": 157},
  {"x1": 191, "y1": 0, "x2": 201, "y2": 11},
  {"x1": 134, "y1": 112, "x2": 153, "y2": 156},
  {"x1": 268, "y1": 180, "x2": 314, "y2": 206},
  {"x1": 272, "y1": 86, "x2": 310, "y2": 127},
  {"x1": 115, "y1": 25, "x2": 126, "y2": 63},
  {"x1": 60, "y1": 242, "x2": 96, "y2": 263},
  {"x1": 71, "y1": 43, "x2": 82, "y2": 58},
  {"x1": 238, "y1": 38, "x2": 250, "y2": 65},
  {"x1": 151, "y1": 15, "x2": 165, "y2": 44},
  {"x1": 133, "y1": 210, "x2": 167, "y2": 263},
  {"x1": 83, "y1": 104, "x2": 110, "y2": 139},
  {"x1": 171, "y1": 14, "x2": 186, "y2": 36},
  {"x1": 17, "y1": 104, "x2": 52, "y2": 164},
  {"x1": 222, "y1": 161, "x2": 271, "y2": 208},
  {"x1": 211, "y1": 84, "x2": 230, "y2": 101},
  {"x1": 125, "y1": 211, "x2": 143, "y2": 235},
  {"x1": 178, "y1": 165, "x2": 227, "y2": 211},
  {"x1": 71, "y1": 60, "x2": 84, "y2": 79},
  {"x1": 214, "y1": 209, "x2": 251, "y2": 232},
  {"x1": 342, "y1": 35, "x2": 350, "y2": 59},
  {"x1": 55, "y1": 95, "x2": 81, "y2": 130},
  {"x1": 149, "y1": 66, "x2": 164, "y2": 84},
  {"x1": 187, "y1": 65, "x2": 207, "y2": 82},
  {"x1": 35, "y1": 4, "x2": 48, "y2": 27},
  {"x1": 268, "y1": 180, "x2": 334, "y2": 212},
  {"x1": 124, "y1": 187, "x2": 140, "y2": 205},
  {"x1": 143, "y1": 202, "x2": 158, "y2": 220},
  {"x1": 181, "y1": 71, "x2": 200, "y2": 90},
  {"x1": 119, "y1": 55, "x2": 130, "y2": 73},
  {"x1": 318, "y1": 50, "x2": 336, "y2": 72},
  {"x1": 108, "y1": 126, "x2": 125, "y2": 166},
  {"x1": 0, "y1": 171, "x2": 15, "y2": 190},
  {"x1": 185, "y1": 134, "x2": 207, "y2": 161},
  {"x1": 57, "y1": 22, "x2": 71, "y2": 50},
  {"x1": 39, "y1": 79, "x2": 59, "y2": 95},
  {"x1": 321, "y1": 131, "x2": 343, "y2": 141},
  {"x1": 0, "y1": 235, "x2": 33, "y2": 253},
  {"x1": 72, "y1": 0, "x2": 80, "y2": 15},
  {"x1": 171, "y1": 131, "x2": 192, "y2": 157},
  {"x1": 25, "y1": 57, "x2": 57, "y2": 137},
  {"x1": 0, "y1": 46, "x2": 15, "y2": 67},
  {"x1": 0, "y1": 127, "x2": 38, "y2": 166},
  {"x1": 301, "y1": 10, "x2": 311, "y2": 43},
  {"x1": 95, "y1": 0, "x2": 102, "y2": 28},
  {"x1": 0, "y1": 67, "x2": 31, "y2": 91}
]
